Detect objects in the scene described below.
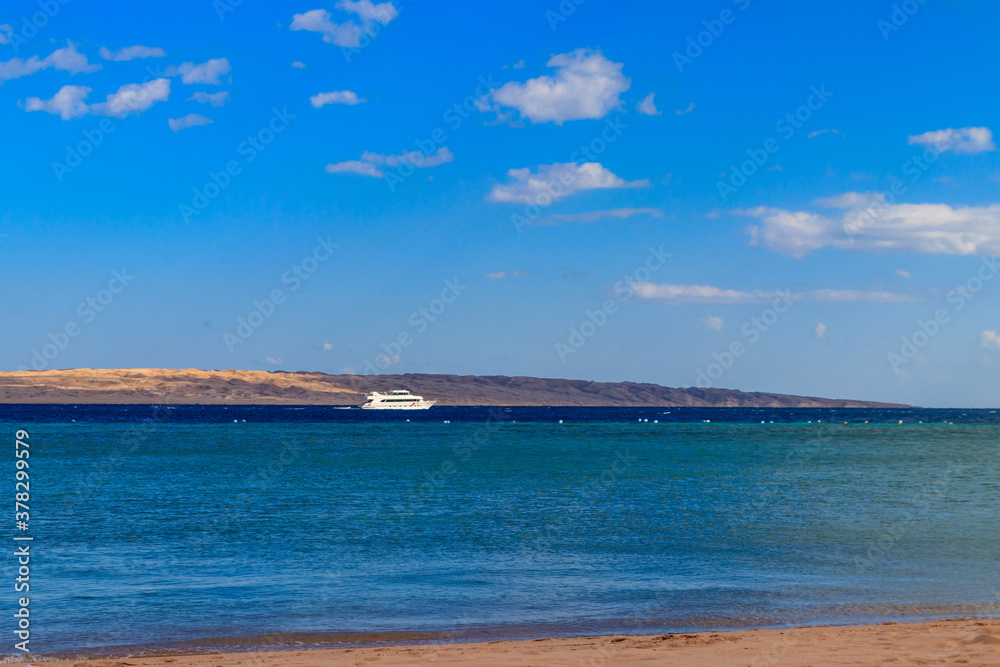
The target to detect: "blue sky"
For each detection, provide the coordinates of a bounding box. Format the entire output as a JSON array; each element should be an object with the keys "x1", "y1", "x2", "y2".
[{"x1": 2, "y1": 0, "x2": 998, "y2": 407}]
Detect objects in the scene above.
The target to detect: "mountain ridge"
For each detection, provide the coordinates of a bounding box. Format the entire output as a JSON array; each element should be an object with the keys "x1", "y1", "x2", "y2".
[{"x1": 0, "y1": 369, "x2": 908, "y2": 407}]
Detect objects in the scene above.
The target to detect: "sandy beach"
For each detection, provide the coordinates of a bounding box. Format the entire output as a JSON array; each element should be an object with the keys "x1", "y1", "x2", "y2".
[{"x1": 26, "y1": 618, "x2": 1000, "y2": 666}]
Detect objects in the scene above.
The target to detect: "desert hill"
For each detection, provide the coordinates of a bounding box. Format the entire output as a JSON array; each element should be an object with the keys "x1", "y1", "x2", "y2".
[{"x1": 0, "y1": 369, "x2": 906, "y2": 407}]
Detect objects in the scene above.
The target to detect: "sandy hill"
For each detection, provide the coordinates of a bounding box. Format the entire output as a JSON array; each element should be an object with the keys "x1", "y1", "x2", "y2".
[{"x1": 0, "y1": 369, "x2": 906, "y2": 407}]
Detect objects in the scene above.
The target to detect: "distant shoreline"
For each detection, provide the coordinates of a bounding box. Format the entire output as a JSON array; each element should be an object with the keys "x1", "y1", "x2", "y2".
[{"x1": 0, "y1": 369, "x2": 907, "y2": 408}]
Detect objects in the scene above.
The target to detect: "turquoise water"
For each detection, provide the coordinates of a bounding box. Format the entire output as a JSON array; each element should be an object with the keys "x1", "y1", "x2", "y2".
[{"x1": 10, "y1": 409, "x2": 1000, "y2": 656}]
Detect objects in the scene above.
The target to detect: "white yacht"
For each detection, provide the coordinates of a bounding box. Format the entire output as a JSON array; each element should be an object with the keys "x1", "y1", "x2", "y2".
[{"x1": 360, "y1": 390, "x2": 436, "y2": 410}]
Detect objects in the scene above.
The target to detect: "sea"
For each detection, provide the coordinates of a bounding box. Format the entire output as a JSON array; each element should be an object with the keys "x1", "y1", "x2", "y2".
[{"x1": 2, "y1": 404, "x2": 998, "y2": 659}]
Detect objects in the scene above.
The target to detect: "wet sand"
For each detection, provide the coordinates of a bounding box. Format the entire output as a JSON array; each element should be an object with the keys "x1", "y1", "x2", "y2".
[{"x1": 27, "y1": 617, "x2": 1000, "y2": 666}]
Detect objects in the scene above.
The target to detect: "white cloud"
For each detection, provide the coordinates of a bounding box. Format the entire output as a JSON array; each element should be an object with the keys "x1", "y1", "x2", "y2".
[
  {"x1": 826, "y1": 289, "x2": 916, "y2": 303},
  {"x1": 908, "y1": 126, "x2": 995, "y2": 154},
  {"x1": 0, "y1": 42, "x2": 100, "y2": 83},
  {"x1": 486, "y1": 49, "x2": 629, "y2": 124},
  {"x1": 291, "y1": 61, "x2": 308, "y2": 68},
  {"x1": 982, "y1": 331, "x2": 1000, "y2": 351},
  {"x1": 326, "y1": 160, "x2": 383, "y2": 177},
  {"x1": 482, "y1": 270, "x2": 532, "y2": 279},
  {"x1": 487, "y1": 162, "x2": 649, "y2": 205},
  {"x1": 816, "y1": 322, "x2": 827, "y2": 339},
  {"x1": 188, "y1": 91, "x2": 229, "y2": 107},
  {"x1": 322, "y1": 342, "x2": 334, "y2": 351},
  {"x1": 540, "y1": 207, "x2": 663, "y2": 225},
  {"x1": 310, "y1": 90, "x2": 366, "y2": 107},
  {"x1": 99, "y1": 45, "x2": 166, "y2": 61},
  {"x1": 290, "y1": 2, "x2": 397, "y2": 48},
  {"x1": 326, "y1": 146, "x2": 453, "y2": 177},
  {"x1": 629, "y1": 283, "x2": 918, "y2": 304},
  {"x1": 703, "y1": 316, "x2": 724, "y2": 331},
  {"x1": 167, "y1": 58, "x2": 230, "y2": 85},
  {"x1": 815, "y1": 192, "x2": 883, "y2": 209},
  {"x1": 895, "y1": 269, "x2": 912, "y2": 279},
  {"x1": 743, "y1": 209, "x2": 834, "y2": 258},
  {"x1": 637, "y1": 92, "x2": 661, "y2": 116},
  {"x1": 631, "y1": 283, "x2": 770, "y2": 304},
  {"x1": 808, "y1": 128, "x2": 845, "y2": 139},
  {"x1": 89, "y1": 78, "x2": 171, "y2": 118},
  {"x1": 806, "y1": 289, "x2": 919, "y2": 302},
  {"x1": 338, "y1": 0, "x2": 398, "y2": 23},
  {"x1": 1, "y1": 57, "x2": 43, "y2": 82},
  {"x1": 742, "y1": 195, "x2": 1000, "y2": 257},
  {"x1": 40, "y1": 42, "x2": 101, "y2": 74},
  {"x1": 0, "y1": 24, "x2": 13, "y2": 45},
  {"x1": 291, "y1": 9, "x2": 362, "y2": 46},
  {"x1": 168, "y1": 113, "x2": 213, "y2": 132},
  {"x1": 25, "y1": 78, "x2": 170, "y2": 119},
  {"x1": 675, "y1": 102, "x2": 695, "y2": 116},
  {"x1": 24, "y1": 85, "x2": 92, "y2": 120},
  {"x1": 265, "y1": 356, "x2": 283, "y2": 365},
  {"x1": 363, "y1": 147, "x2": 453, "y2": 167}
]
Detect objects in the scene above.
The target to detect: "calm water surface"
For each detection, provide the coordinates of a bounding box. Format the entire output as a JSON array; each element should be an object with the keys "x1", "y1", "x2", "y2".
[{"x1": 3, "y1": 406, "x2": 998, "y2": 657}]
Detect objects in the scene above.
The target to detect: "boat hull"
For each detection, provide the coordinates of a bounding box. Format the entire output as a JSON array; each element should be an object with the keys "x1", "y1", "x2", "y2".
[{"x1": 360, "y1": 400, "x2": 436, "y2": 410}]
